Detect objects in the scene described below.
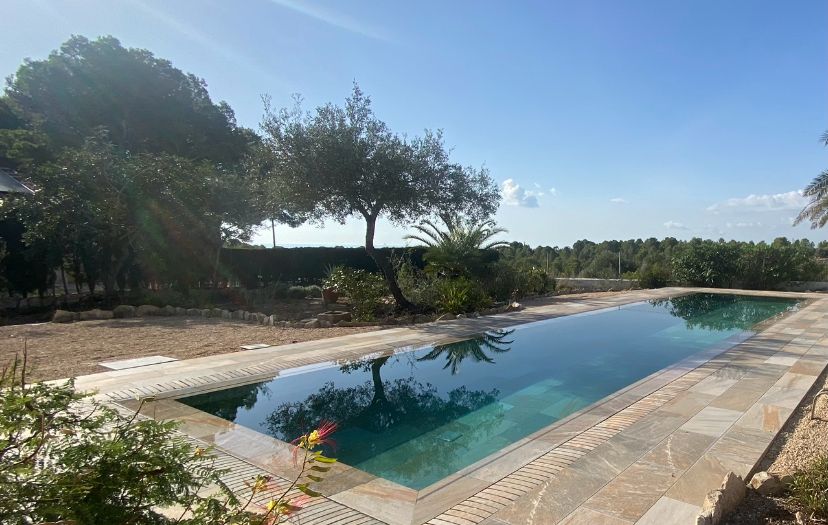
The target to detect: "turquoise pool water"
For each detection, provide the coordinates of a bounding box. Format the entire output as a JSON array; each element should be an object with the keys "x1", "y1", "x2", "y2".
[{"x1": 179, "y1": 293, "x2": 799, "y2": 490}]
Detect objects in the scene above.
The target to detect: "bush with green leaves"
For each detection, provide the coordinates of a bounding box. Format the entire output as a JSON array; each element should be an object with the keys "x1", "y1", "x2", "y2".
[
  {"x1": 323, "y1": 266, "x2": 388, "y2": 320},
  {"x1": 791, "y1": 455, "x2": 828, "y2": 518},
  {"x1": 436, "y1": 278, "x2": 491, "y2": 314},
  {"x1": 0, "y1": 351, "x2": 335, "y2": 525},
  {"x1": 637, "y1": 263, "x2": 671, "y2": 288}
]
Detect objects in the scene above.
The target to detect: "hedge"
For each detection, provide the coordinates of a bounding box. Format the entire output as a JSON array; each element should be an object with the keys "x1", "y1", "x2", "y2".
[{"x1": 218, "y1": 247, "x2": 427, "y2": 287}]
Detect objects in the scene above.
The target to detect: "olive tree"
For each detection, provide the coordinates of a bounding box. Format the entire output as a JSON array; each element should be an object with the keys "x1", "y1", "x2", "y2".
[{"x1": 260, "y1": 85, "x2": 500, "y2": 310}]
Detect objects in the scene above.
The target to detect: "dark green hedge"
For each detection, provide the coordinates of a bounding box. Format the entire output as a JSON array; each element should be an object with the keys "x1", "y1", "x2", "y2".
[{"x1": 218, "y1": 247, "x2": 427, "y2": 287}]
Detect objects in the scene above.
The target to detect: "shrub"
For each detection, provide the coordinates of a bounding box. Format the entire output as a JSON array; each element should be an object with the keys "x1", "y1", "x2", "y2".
[
  {"x1": 394, "y1": 256, "x2": 442, "y2": 310},
  {"x1": 436, "y1": 278, "x2": 491, "y2": 314},
  {"x1": 324, "y1": 266, "x2": 388, "y2": 320},
  {"x1": 0, "y1": 350, "x2": 336, "y2": 524},
  {"x1": 483, "y1": 261, "x2": 552, "y2": 301},
  {"x1": 791, "y1": 455, "x2": 828, "y2": 517},
  {"x1": 286, "y1": 285, "x2": 311, "y2": 299},
  {"x1": 638, "y1": 264, "x2": 670, "y2": 288}
]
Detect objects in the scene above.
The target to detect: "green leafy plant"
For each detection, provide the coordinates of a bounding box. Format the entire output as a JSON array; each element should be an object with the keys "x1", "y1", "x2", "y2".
[
  {"x1": 436, "y1": 278, "x2": 491, "y2": 314},
  {"x1": 791, "y1": 455, "x2": 828, "y2": 518},
  {"x1": 323, "y1": 266, "x2": 388, "y2": 320},
  {"x1": 406, "y1": 218, "x2": 507, "y2": 278},
  {"x1": 638, "y1": 263, "x2": 671, "y2": 288},
  {"x1": 0, "y1": 347, "x2": 336, "y2": 525}
]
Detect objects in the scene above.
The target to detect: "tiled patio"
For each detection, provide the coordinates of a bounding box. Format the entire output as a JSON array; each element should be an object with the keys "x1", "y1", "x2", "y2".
[{"x1": 71, "y1": 287, "x2": 828, "y2": 525}]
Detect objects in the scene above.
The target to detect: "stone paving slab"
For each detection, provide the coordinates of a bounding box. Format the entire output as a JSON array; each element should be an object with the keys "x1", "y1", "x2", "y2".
[
  {"x1": 72, "y1": 288, "x2": 828, "y2": 525},
  {"x1": 99, "y1": 355, "x2": 177, "y2": 370}
]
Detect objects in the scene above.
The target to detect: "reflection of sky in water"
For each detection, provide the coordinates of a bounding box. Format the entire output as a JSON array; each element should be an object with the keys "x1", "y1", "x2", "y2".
[{"x1": 181, "y1": 293, "x2": 798, "y2": 489}]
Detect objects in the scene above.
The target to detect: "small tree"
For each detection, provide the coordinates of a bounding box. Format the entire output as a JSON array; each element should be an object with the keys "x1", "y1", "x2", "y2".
[{"x1": 260, "y1": 85, "x2": 500, "y2": 310}]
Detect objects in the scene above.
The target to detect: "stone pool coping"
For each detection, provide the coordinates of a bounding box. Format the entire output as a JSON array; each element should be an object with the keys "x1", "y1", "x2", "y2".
[{"x1": 70, "y1": 288, "x2": 828, "y2": 524}]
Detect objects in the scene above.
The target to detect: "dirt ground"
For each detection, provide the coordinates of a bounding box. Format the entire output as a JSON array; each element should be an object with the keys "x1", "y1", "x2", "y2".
[
  {"x1": 0, "y1": 317, "x2": 378, "y2": 382},
  {"x1": 725, "y1": 369, "x2": 828, "y2": 524}
]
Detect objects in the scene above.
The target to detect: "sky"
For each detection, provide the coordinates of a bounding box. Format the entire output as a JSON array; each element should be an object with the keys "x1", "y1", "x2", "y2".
[{"x1": 2, "y1": 0, "x2": 827, "y2": 248}]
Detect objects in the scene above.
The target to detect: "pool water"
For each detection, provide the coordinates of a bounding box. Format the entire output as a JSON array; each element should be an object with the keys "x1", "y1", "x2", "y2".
[{"x1": 180, "y1": 293, "x2": 799, "y2": 490}]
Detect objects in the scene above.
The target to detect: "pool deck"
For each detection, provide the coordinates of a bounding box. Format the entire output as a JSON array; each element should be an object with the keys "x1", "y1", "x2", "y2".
[{"x1": 72, "y1": 287, "x2": 828, "y2": 525}]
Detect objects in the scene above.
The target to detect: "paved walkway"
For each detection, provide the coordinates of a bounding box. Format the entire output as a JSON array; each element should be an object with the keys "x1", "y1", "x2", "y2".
[{"x1": 71, "y1": 288, "x2": 828, "y2": 525}]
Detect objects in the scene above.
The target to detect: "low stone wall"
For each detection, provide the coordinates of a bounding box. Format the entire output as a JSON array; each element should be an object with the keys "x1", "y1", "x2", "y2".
[
  {"x1": 777, "y1": 281, "x2": 828, "y2": 292},
  {"x1": 554, "y1": 277, "x2": 639, "y2": 291}
]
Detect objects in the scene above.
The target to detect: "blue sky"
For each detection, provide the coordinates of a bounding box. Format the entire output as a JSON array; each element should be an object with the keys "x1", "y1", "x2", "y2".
[{"x1": 3, "y1": 0, "x2": 827, "y2": 247}]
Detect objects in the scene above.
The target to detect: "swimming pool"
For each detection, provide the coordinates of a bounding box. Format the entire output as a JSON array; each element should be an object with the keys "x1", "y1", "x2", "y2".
[{"x1": 179, "y1": 293, "x2": 799, "y2": 490}]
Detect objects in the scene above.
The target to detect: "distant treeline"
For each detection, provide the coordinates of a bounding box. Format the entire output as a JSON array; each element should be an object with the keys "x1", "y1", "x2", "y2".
[{"x1": 496, "y1": 237, "x2": 828, "y2": 289}]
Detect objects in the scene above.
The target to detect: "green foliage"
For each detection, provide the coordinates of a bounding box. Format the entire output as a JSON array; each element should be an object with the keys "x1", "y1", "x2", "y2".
[
  {"x1": 436, "y1": 278, "x2": 491, "y2": 314},
  {"x1": 637, "y1": 263, "x2": 671, "y2": 288},
  {"x1": 259, "y1": 83, "x2": 501, "y2": 309},
  {"x1": 482, "y1": 260, "x2": 552, "y2": 302},
  {"x1": 795, "y1": 131, "x2": 828, "y2": 228},
  {"x1": 219, "y1": 247, "x2": 426, "y2": 288},
  {"x1": 0, "y1": 350, "x2": 335, "y2": 525},
  {"x1": 0, "y1": 36, "x2": 257, "y2": 298},
  {"x1": 671, "y1": 240, "x2": 743, "y2": 287},
  {"x1": 405, "y1": 219, "x2": 507, "y2": 278},
  {"x1": 791, "y1": 455, "x2": 828, "y2": 517},
  {"x1": 4, "y1": 35, "x2": 251, "y2": 163},
  {"x1": 324, "y1": 266, "x2": 388, "y2": 320}
]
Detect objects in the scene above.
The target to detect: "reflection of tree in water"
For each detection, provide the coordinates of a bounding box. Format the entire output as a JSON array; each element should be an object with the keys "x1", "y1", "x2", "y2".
[
  {"x1": 416, "y1": 329, "x2": 515, "y2": 375},
  {"x1": 184, "y1": 382, "x2": 270, "y2": 421},
  {"x1": 651, "y1": 293, "x2": 795, "y2": 331},
  {"x1": 264, "y1": 352, "x2": 501, "y2": 473}
]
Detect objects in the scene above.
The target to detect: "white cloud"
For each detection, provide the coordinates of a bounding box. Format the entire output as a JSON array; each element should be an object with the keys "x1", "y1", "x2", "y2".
[
  {"x1": 664, "y1": 220, "x2": 688, "y2": 230},
  {"x1": 502, "y1": 179, "x2": 540, "y2": 208},
  {"x1": 707, "y1": 190, "x2": 808, "y2": 212},
  {"x1": 609, "y1": 197, "x2": 628, "y2": 204},
  {"x1": 725, "y1": 221, "x2": 762, "y2": 228},
  {"x1": 548, "y1": 187, "x2": 558, "y2": 196}
]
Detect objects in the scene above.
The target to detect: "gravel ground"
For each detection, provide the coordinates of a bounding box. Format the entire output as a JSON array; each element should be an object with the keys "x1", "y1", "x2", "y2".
[
  {"x1": 725, "y1": 368, "x2": 828, "y2": 525},
  {"x1": 0, "y1": 317, "x2": 378, "y2": 382}
]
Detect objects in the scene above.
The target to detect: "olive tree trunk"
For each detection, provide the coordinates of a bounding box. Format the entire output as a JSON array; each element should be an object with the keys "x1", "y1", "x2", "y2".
[{"x1": 363, "y1": 214, "x2": 416, "y2": 312}]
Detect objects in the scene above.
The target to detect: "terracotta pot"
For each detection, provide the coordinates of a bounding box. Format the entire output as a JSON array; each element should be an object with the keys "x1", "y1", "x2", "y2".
[{"x1": 322, "y1": 287, "x2": 340, "y2": 304}]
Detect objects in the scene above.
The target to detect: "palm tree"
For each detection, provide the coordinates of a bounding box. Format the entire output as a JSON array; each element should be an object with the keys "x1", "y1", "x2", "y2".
[
  {"x1": 416, "y1": 329, "x2": 515, "y2": 375},
  {"x1": 795, "y1": 131, "x2": 828, "y2": 228},
  {"x1": 405, "y1": 218, "x2": 509, "y2": 277}
]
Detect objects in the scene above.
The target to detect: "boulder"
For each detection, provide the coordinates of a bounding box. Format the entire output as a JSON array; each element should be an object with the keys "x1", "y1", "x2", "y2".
[
  {"x1": 749, "y1": 471, "x2": 786, "y2": 496},
  {"x1": 698, "y1": 472, "x2": 745, "y2": 525},
  {"x1": 317, "y1": 311, "x2": 352, "y2": 324},
  {"x1": 304, "y1": 319, "x2": 320, "y2": 328},
  {"x1": 243, "y1": 311, "x2": 251, "y2": 321},
  {"x1": 113, "y1": 305, "x2": 136, "y2": 318},
  {"x1": 221, "y1": 309, "x2": 232, "y2": 319},
  {"x1": 266, "y1": 315, "x2": 275, "y2": 326},
  {"x1": 185, "y1": 308, "x2": 201, "y2": 316},
  {"x1": 319, "y1": 320, "x2": 333, "y2": 328},
  {"x1": 200, "y1": 309, "x2": 211, "y2": 318},
  {"x1": 210, "y1": 308, "x2": 223, "y2": 318},
  {"x1": 231, "y1": 310, "x2": 245, "y2": 320},
  {"x1": 456, "y1": 313, "x2": 467, "y2": 319},
  {"x1": 137, "y1": 304, "x2": 161, "y2": 316},
  {"x1": 174, "y1": 307, "x2": 186, "y2": 315},
  {"x1": 437, "y1": 313, "x2": 456, "y2": 321},
  {"x1": 52, "y1": 309, "x2": 78, "y2": 323},
  {"x1": 79, "y1": 308, "x2": 114, "y2": 321},
  {"x1": 506, "y1": 301, "x2": 523, "y2": 312},
  {"x1": 161, "y1": 305, "x2": 176, "y2": 316}
]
